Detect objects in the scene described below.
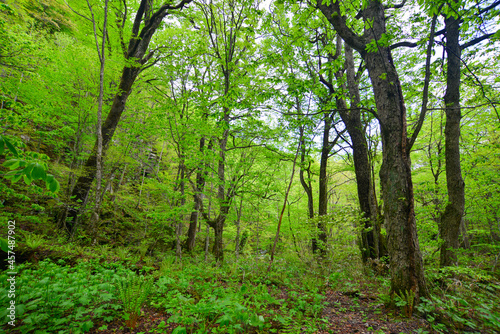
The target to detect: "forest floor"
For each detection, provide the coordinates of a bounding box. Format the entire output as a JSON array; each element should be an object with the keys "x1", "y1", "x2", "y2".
[
  {"x1": 93, "y1": 282, "x2": 432, "y2": 334},
  {"x1": 92, "y1": 291, "x2": 431, "y2": 334},
  {"x1": 5, "y1": 247, "x2": 498, "y2": 334}
]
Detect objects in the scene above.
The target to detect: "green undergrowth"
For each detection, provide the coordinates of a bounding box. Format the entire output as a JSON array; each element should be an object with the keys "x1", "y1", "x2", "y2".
[
  {"x1": 0, "y1": 253, "x2": 334, "y2": 334},
  {"x1": 1, "y1": 248, "x2": 499, "y2": 334},
  {"x1": 0, "y1": 258, "x2": 129, "y2": 333}
]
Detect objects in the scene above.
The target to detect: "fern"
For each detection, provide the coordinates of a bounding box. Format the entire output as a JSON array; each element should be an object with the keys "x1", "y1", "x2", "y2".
[{"x1": 115, "y1": 274, "x2": 153, "y2": 328}]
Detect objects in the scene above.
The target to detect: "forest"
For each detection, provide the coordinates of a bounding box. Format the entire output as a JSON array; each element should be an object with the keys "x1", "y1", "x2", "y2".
[{"x1": 0, "y1": 0, "x2": 499, "y2": 333}]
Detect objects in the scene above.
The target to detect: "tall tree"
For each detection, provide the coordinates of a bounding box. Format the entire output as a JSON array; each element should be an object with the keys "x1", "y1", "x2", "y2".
[
  {"x1": 58, "y1": 0, "x2": 193, "y2": 235},
  {"x1": 86, "y1": 0, "x2": 109, "y2": 241},
  {"x1": 439, "y1": 0, "x2": 499, "y2": 266},
  {"x1": 195, "y1": 0, "x2": 260, "y2": 263},
  {"x1": 334, "y1": 40, "x2": 384, "y2": 263},
  {"x1": 316, "y1": 0, "x2": 428, "y2": 298}
]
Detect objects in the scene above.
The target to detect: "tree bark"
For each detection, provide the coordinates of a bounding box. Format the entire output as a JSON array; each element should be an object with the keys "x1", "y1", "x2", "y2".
[
  {"x1": 299, "y1": 126, "x2": 314, "y2": 219},
  {"x1": 187, "y1": 137, "x2": 207, "y2": 252},
  {"x1": 235, "y1": 196, "x2": 243, "y2": 260},
  {"x1": 340, "y1": 43, "x2": 383, "y2": 262},
  {"x1": 175, "y1": 161, "x2": 186, "y2": 262},
  {"x1": 315, "y1": 113, "x2": 332, "y2": 255},
  {"x1": 440, "y1": 11, "x2": 466, "y2": 267},
  {"x1": 212, "y1": 123, "x2": 231, "y2": 263},
  {"x1": 317, "y1": 0, "x2": 428, "y2": 299},
  {"x1": 88, "y1": 0, "x2": 109, "y2": 241}
]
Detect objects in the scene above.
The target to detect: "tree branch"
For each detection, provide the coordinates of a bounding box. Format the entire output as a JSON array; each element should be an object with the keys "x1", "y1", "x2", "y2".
[
  {"x1": 316, "y1": 0, "x2": 366, "y2": 54},
  {"x1": 408, "y1": 11, "x2": 439, "y2": 151},
  {"x1": 390, "y1": 41, "x2": 417, "y2": 49},
  {"x1": 478, "y1": 0, "x2": 500, "y2": 14},
  {"x1": 460, "y1": 32, "x2": 496, "y2": 50},
  {"x1": 385, "y1": 0, "x2": 407, "y2": 10}
]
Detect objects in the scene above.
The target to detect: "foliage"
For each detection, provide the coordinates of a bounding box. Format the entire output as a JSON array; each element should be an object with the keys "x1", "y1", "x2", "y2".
[
  {"x1": 115, "y1": 273, "x2": 153, "y2": 329},
  {"x1": 0, "y1": 259, "x2": 128, "y2": 333}
]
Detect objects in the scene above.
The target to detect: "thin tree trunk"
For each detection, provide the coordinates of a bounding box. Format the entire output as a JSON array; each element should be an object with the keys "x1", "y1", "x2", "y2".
[
  {"x1": 316, "y1": 114, "x2": 331, "y2": 256},
  {"x1": 440, "y1": 10, "x2": 466, "y2": 267},
  {"x1": 87, "y1": 0, "x2": 108, "y2": 242},
  {"x1": 299, "y1": 126, "x2": 314, "y2": 219},
  {"x1": 176, "y1": 162, "x2": 185, "y2": 262},
  {"x1": 204, "y1": 225, "x2": 210, "y2": 262},
  {"x1": 235, "y1": 196, "x2": 243, "y2": 261},
  {"x1": 268, "y1": 142, "x2": 301, "y2": 272},
  {"x1": 187, "y1": 137, "x2": 208, "y2": 252}
]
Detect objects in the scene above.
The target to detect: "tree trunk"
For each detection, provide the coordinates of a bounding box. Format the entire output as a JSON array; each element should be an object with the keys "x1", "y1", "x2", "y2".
[
  {"x1": 204, "y1": 224, "x2": 210, "y2": 262},
  {"x1": 187, "y1": 204, "x2": 199, "y2": 252},
  {"x1": 213, "y1": 215, "x2": 225, "y2": 263},
  {"x1": 315, "y1": 114, "x2": 331, "y2": 255},
  {"x1": 340, "y1": 43, "x2": 383, "y2": 262},
  {"x1": 212, "y1": 125, "x2": 232, "y2": 263},
  {"x1": 88, "y1": 0, "x2": 109, "y2": 241},
  {"x1": 299, "y1": 126, "x2": 314, "y2": 219},
  {"x1": 440, "y1": 11, "x2": 465, "y2": 267},
  {"x1": 187, "y1": 137, "x2": 207, "y2": 252},
  {"x1": 175, "y1": 161, "x2": 186, "y2": 262},
  {"x1": 235, "y1": 197, "x2": 243, "y2": 260}
]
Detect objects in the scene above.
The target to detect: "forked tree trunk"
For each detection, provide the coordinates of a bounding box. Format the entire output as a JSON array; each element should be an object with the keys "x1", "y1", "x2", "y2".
[{"x1": 318, "y1": 0, "x2": 428, "y2": 299}]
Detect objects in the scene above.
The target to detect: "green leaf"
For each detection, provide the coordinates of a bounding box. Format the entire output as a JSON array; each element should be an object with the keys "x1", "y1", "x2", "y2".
[
  {"x1": 32, "y1": 163, "x2": 47, "y2": 180},
  {"x1": 172, "y1": 327, "x2": 187, "y2": 334},
  {"x1": 81, "y1": 320, "x2": 94, "y2": 332},
  {"x1": 23, "y1": 174, "x2": 32, "y2": 185},
  {"x1": 3, "y1": 137, "x2": 18, "y2": 157},
  {"x1": 22, "y1": 163, "x2": 35, "y2": 176},
  {"x1": 2, "y1": 159, "x2": 20, "y2": 170},
  {"x1": 46, "y1": 175, "x2": 60, "y2": 193},
  {"x1": 0, "y1": 136, "x2": 4, "y2": 155}
]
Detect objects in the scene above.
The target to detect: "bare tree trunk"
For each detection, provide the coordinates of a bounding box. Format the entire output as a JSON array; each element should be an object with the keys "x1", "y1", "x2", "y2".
[
  {"x1": 175, "y1": 163, "x2": 185, "y2": 262},
  {"x1": 268, "y1": 142, "x2": 301, "y2": 272},
  {"x1": 86, "y1": 0, "x2": 109, "y2": 242},
  {"x1": 299, "y1": 126, "x2": 314, "y2": 219},
  {"x1": 187, "y1": 137, "x2": 208, "y2": 252},
  {"x1": 339, "y1": 43, "x2": 383, "y2": 262},
  {"x1": 235, "y1": 196, "x2": 243, "y2": 261},
  {"x1": 204, "y1": 225, "x2": 210, "y2": 262},
  {"x1": 440, "y1": 10, "x2": 466, "y2": 267}
]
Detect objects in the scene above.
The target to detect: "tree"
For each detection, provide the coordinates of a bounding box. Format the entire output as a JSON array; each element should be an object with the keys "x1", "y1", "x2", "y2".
[
  {"x1": 439, "y1": 0, "x2": 500, "y2": 267},
  {"x1": 316, "y1": 0, "x2": 428, "y2": 298},
  {"x1": 191, "y1": 0, "x2": 261, "y2": 263},
  {"x1": 58, "y1": 0, "x2": 193, "y2": 235},
  {"x1": 334, "y1": 40, "x2": 385, "y2": 263}
]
